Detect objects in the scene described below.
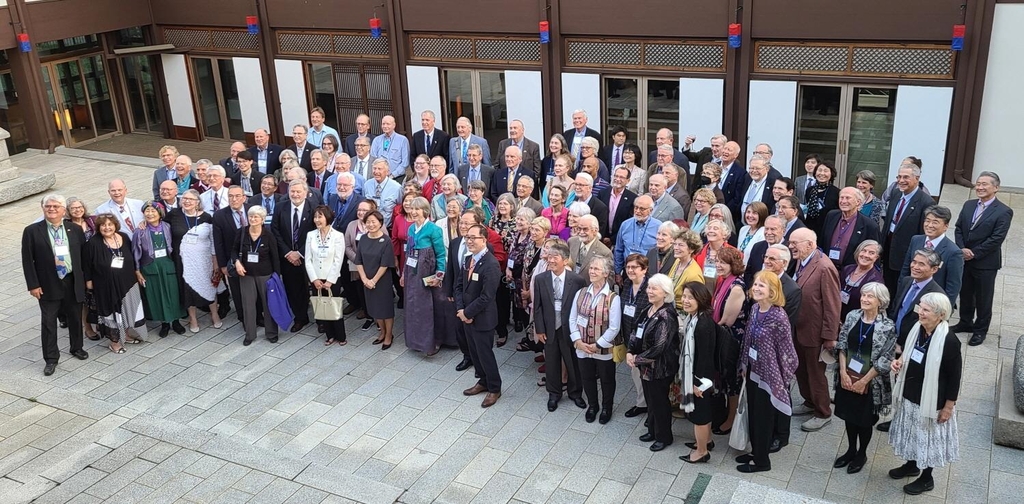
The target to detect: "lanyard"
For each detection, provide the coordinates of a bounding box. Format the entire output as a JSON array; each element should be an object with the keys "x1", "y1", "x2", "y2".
[
  {"x1": 49, "y1": 225, "x2": 65, "y2": 244},
  {"x1": 832, "y1": 217, "x2": 855, "y2": 247},
  {"x1": 856, "y1": 319, "x2": 874, "y2": 351},
  {"x1": 251, "y1": 236, "x2": 262, "y2": 253},
  {"x1": 185, "y1": 214, "x2": 198, "y2": 231}
]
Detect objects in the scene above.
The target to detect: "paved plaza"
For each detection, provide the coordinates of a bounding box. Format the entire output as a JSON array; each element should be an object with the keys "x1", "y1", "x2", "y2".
[{"x1": 0, "y1": 143, "x2": 1021, "y2": 503}]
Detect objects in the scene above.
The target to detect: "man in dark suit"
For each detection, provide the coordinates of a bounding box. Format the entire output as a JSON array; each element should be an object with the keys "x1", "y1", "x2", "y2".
[
  {"x1": 248, "y1": 174, "x2": 284, "y2": 225},
  {"x1": 762, "y1": 241, "x2": 802, "y2": 452},
  {"x1": 890, "y1": 249, "x2": 945, "y2": 349},
  {"x1": 719, "y1": 141, "x2": 746, "y2": 216},
  {"x1": 819, "y1": 187, "x2": 882, "y2": 271},
  {"x1": 599, "y1": 125, "x2": 628, "y2": 170},
  {"x1": 645, "y1": 144, "x2": 688, "y2": 195},
  {"x1": 663, "y1": 163, "x2": 691, "y2": 218},
  {"x1": 745, "y1": 215, "x2": 786, "y2": 287},
  {"x1": 219, "y1": 141, "x2": 246, "y2": 177},
  {"x1": 410, "y1": 110, "x2": 450, "y2": 168},
  {"x1": 455, "y1": 223, "x2": 503, "y2": 408},
  {"x1": 271, "y1": 179, "x2": 316, "y2": 333},
  {"x1": 496, "y1": 119, "x2": 541, "y2": 176},
  {"x1": 325, "y1": 172, "x2": 365, "y2": 316},
  {"x1": 213, "y1": 187, "x2": 252, "y2": 325},
  {"x1": 306, "y1": 150, "x2": 332, "y2": 200},
  {"x1": 646, "y1": 128, "x2": 689, "y2": 178},
  {"x1": 954, "y1": 171, "x2": 1013, "y2": 346},
  {"x1": 900, "y1": 206, "x2": 963, "y2": 307},
  {"x1": 449, "y1": 117, "x2": 491, "y2": 168},
  {"x1": 599, "y1": 166, "x2": 637, "y2": 248},
  {"x1": 751, "y1": 143, "x2": 784, "y2": 181},
  {"x1": 514, "y1": 176, "x2": 543, "y2": 216},
  {"x1": 683, "y1": 134, "x2": 727, "y2": 194},
  {"x1": 564, "y1": 109, "x2": 602, "y2": 165},
  {"x1": 344, "y1": 113, "x2": 375, "y2": 157},
  {"x1": 229, "y1": 151, "x2": 264, "y2": 198},
  {"x1": 574, "y1": 173, "x2": 609, "y2": 238},
  {"x1": 736, "y1": 155, "x2": 779, "y2": 223},
  {"x1": 22, "y1": 194, "x2": 89, "y2": 375},
  {"x1": 778, "y1": 196, "x2": 806, "y2": 243},
  {"x1": 489, "y1": 145, "x2": 534, "y2": 203},
  {"x1": 288, "y1": 124, "x2": 318, "y2": 171},
  {"x1": 249, "y1": 128, "x2": 284, "y2": 177},
  {"x1": 444, "y1": 217, "x2": 473, "y2": 372},
  {"x1": 882, "y1": 164, "x2": 931, "y2": 295},
  {"x1": 533, "y1": 240, "x2": 587, "y2": 411},
  {"x1": 456, "y1": 145, "x2": 494, "y2": 193}
]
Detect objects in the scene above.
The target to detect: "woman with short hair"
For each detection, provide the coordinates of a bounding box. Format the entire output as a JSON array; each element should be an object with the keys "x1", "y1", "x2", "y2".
[
  {"x1": 166, "y1": 189, "x2": 224, "y2": 332},
  {"x1": 621, "y1": 254, "x2": 651, "y2": 418},
  {"x1": 627, "y1": 273, "x2": 679, "y2": 452},
  {"x1": 855, "y1": 170, "x2": 885, "y2": 230},
  {"x1": 710, "y1": 246, "x2": 747, "y2": 433},
  {"x1": 463, "y1": 179, "x2": 496, "y2": 223},
  {"x1": 344, "y1": 199, "x2": 381, "y2": 325},
  {"x1": 678, "y1": 281, "x2": 718, "y2": 463},
  {"x1": 840, "y1": 240, "x2": 885, "y2": 321},
  {"x1": 431, "y1": 174, "x2": 467, "y2": 220},
  {"x1": 508, "y1": 207, "x2": 538, "y2": 340},
  {"x1": 689, "y1": 188, "x2": 717, "y2": 236},
  {"x1": 668, "y1": 228, "x2": 705, "y2": 307},
  {"x1": 646, "y1": 221, "x2": 679, "y2": 277},
  {"x1": 543, "y1": 185, "x2": 571, "y2": 240},
  {"x1": 355, "y1": 210, "x2": 397, "y2": 349},
  {"x1": 737, "y1": 201, "x2": 768, "y2": 264},
  {"x1": 542, "y1": 154, "x2": 577, "y2": 208},
  {"x1": 84, "y1": 214, "x2": 147, "y2": 353},
  {"x1": 569, "y1": 256, "x2": 621, "y2": 424},
  {"x1": 540, "y1": 134, "x2": 571, "y2": 196},
  {"x1": 67, "y1": 197, "x2": 100, "y2": 339},
  {"x1": 401, "y1": 196, "x2": 447, "y2": 355},
  {"x1": 233, "y1": 205, "x2": 281, "y2": 345},
  {"x1": 305, "y1": 205, "x2": 347, "y2": 345},
  {"x1": 133, "y1": 201, "x2": 186, "y2": 337},
  {"x1": 694, "y1": 219, "x2": 737, "y2": 287},
  {"x1": 622, "y1": 144, "x2": 647, "y2": 194},
  {"x1": 805, "y1": 161, "x2": 840, "y2": 236}
]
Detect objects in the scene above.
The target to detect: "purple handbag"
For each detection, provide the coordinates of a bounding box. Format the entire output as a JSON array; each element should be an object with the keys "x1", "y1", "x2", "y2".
[{"x1": 265, "y1": 273, "x2": 295, "y2": 330}]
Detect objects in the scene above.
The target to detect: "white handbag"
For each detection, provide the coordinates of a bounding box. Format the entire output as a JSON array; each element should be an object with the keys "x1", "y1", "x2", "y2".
[
  {"x1": 729, "y1": 380, "x2": 750, "y2": 451},
  {"x1": 311, "y1": 288, "x2": 344, "y2": 321}
]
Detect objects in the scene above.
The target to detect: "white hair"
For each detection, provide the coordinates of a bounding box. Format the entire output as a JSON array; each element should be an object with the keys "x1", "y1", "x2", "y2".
[
  {"x1": 648, "y1": 274, "x2": 676, "y2": 305},
  {"x1": 575, "y1": 172, "x2": 594, "y2": 186}
]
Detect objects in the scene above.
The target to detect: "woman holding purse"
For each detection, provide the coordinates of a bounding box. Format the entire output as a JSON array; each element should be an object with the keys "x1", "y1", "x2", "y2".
[{"x1": 305, "y1": 205, "x2": 347, "y2": 345}]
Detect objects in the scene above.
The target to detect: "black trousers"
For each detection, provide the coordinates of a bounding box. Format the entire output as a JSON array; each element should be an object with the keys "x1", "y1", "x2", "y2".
[
  {"x1": 579, "y1": 357, "x2": 616, "y2": 410},
  {"x1": 959, "y1": 265, "x2": 998, "y2": 335},
  {"x1": 643, "y1": 375, "x2": 673, "y2": 444},
  {"x1": 313, "y1": 281, "x2": 347, "y2": 341},
  {"x1": 340, "y1": 258, "x2": 364, "y2": 312},
  {"x1": 773, "y1": 400, "x2": 792, "y2": 445},
  {"x1": 495, "y1": 284, "x2": 511, "y2": 339},
  {"x1": 466, "y1": 326, "x2": 502, "y2": 393},
  {"x1": 226, "y1": 274, "x2": 244, "y2": 321},
  {"x1": 39, "y1": 274, "x2": 84, "y2": 364},
  {"x1": 281, "y1": 262, "x2": 310, "y2": 325},
  {"x1": 392, "y1": 269, "x2": 404, "y2": 305},
  {"x1": 544, "y1": 326, "x2": 582, "y2": 398},
  {"x1": 883, "y1": 266, "x2": 900, "y2": 299},
  {"x1": 747, "y1": 377, "x2": 776, "y2": 468},
  {"x1": 455, "y1": 320, "x2": 471, "y2": 359}
]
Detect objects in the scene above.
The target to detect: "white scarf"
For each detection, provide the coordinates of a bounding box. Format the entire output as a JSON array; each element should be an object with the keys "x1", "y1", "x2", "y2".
[
  {"x1": 679, "y1": 314, "x2": 698, "y2": 413},
  {"x1": 892, "y1": 320, "x2": 949, "y2": 424}
]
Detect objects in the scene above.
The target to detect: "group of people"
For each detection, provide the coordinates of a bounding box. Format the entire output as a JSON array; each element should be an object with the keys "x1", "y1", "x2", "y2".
[{"x1": 23, "y1": 106, "x2": 1013, "y2": 496}]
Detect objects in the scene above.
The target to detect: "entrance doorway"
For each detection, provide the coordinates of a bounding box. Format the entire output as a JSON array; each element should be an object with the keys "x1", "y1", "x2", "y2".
[
  {"x1": 794, "y1": 84, "x2": 897, "y2": 193},
  {"x1": 191, "y1": 57, "x2": 244, "y2": 140},
  {"x1": 120, "y1": 55, "x2": 163, "y2": 134},
  {"x1": 602, "y1": 77, "x2": 679, "y2": 162},
  {"x1": 40, "y1": 55, "x2": 119, "y2": 146},
  {"x1": 443, "y1": 69, "x2": 506, "y2": 161}
]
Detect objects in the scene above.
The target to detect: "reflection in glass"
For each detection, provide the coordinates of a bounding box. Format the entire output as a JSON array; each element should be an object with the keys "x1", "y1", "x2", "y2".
[
  {"x1": 604, "y1": 77, "x2": 638, "y2": 157},
  {"x1": 192, "y1": 58, "x2": 223, "y2": 138},
  {"x1": 477, "y1": 71, "x2": 506, "y2": 161},
  {"x1": 645, "y1": 79, "x2": 679, "y2": 159},
  {"x1": 444, "y1": 70, "x2": 475, "y2": 133},
  {"x1": 794, "y1": 85, "x2": 841, "y2": 178},
  {"x1": 122, "y1": 56, "x2": 163, "y2": 133},
  {"x1": 0, "y1": 71, "x2": 30, "y2": 153},
  {"x1": 83, "y1": 56, "x2": 117, "y2": 137},
  {"x1": 845, "y1": 88, "x2": 896, "y2": 194},
  {"x1": 308, "y1": 63, "x2": 337, "y2": 134},
  {"x1": 217, "y1": 59, "x2": 244, "y2": 140}
]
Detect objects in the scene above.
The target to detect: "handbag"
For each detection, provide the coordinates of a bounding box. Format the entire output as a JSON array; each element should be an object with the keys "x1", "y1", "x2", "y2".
[
  {"x1": 728, "y1": 380, "x2": 750, "y2": 451},
  {"x1": 311, "y1": 287, "x2": 344, "y2": 321},
  {"x1": 612, "y1": 344, "x2": 627, "y2": 364},
  {"x1": 265, "y1": 273, "x2": 295, "y2": 330}
]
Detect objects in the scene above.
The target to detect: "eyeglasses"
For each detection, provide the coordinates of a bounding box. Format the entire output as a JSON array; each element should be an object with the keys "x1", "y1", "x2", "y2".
[
  {"x1": 634, "y1": 206, "x2": 653, "y2": 212},
  {"x1": 465, "y1": 235, "x2": 485, "y2": 241}
]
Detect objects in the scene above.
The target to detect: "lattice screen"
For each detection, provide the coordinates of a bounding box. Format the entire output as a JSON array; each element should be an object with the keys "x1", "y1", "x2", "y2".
[{"x1": 755, "y1": 42, "x2": 955, "y2": 79}]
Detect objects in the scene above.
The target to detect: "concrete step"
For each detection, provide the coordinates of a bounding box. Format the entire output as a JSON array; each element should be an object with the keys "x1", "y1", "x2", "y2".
[
  {"x1": 0, "y1": 172, "x2": 56, "y2": 205},
  {"x1": 0, "y1": 165, "x2": 17, "y2": 183}
]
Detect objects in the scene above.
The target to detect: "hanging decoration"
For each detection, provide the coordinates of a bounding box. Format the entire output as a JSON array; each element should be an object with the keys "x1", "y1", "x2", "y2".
[
  {"x1": 246, "y1": 16, "x2": 259, "y2": 35},
  {"x1": 539, "y1": 21, "x2": 550, "y2": 44},
  {"x1": 370, "y1": 17, "x2": 382, "y2": 38},
  {"x1": 17, "y1": 33, "x2": 31, "y2": 53},
  {"x1": 952, "y1": 24, "x2": 965, "y2": 51},
  {"x1": 728, "y1": 24, "x2": 741, "y2": 49}
]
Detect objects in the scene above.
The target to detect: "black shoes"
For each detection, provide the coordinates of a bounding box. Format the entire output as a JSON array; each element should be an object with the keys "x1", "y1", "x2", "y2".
[
  {"x1": 686, "y1": 440, "x2": 715, "y2": 451},
  {"x1": 847, "y1": 454, "x2": 867, "y2": 474},
  {"x1": 268, "y1": 336, "x2": 279, "y2": 343},
  {"x1": 455, "y1": 358, "x2": 473, "y2": 372},
  {"x1": 712, "y1": 426, "x2": 732, "y2": 436},
  {"x1": 572, "y1": 397, "x2": 587, "y2": 409},
  {"x1": 737, "y1": 463, "x2": 770, "y2": 473},
  {"x1": 903, "y1": 475, "x2": 934, "y2": 495},
  {"x1": 71, "y1": 349, "x2": 88, "y2": 360},
  {"x1": 649, "y1": 441, "x2": 670, "y2": 452},
  {"x1": 876, "y1": 421, "x2": 891, "y2": 432},
  {"x1": 243, "y1": 339, "x2": 253, "y2": 346},
  {"x1": 43, "y1": 363, "x2": 57, "y2": 376},
  {"x1": 159, "y1": 324, "x2": 170, "y2": 338},
  {"x1": 624, "y1": 406, "x2": 647, "y2": 418},
  {"x1": 172, "y1": 320, "x2": 186, "y2": 334},
  {"x1": 735, "y1": 454, "x2": 754, "y2": 464},
  {"x1": 598, "y1": 409, "x2": 612, "y2": 424},
  {"x1": 361, "y1": 320, "x2": 375, "y2": 330},
  {"x1": 547, "y1": 394, "x2": 560, "y2": 412},
  {"x1": 969, "y1": 333, "x2": 986, "y2": 346},
  {"x1": 888, "y1": 461, "x2": 921, "y2": 479},
  {"x1": 343, "y1": 304, "x2": 357, "y2": 316},
  {"x1": 514, "y1": 321, "x2": 524, "y2": 333},
  {"x1": 769, "y1": 439, "x2": 788, "y2": 453},
  {"x1": 585, "y1": 406, "x2": 599, "y2": 423},
  {"x1": 834, "y1": 452, "x2": 856, "y2": 468},
  {"x1": 949, "y1": 322, "x2": 973, "y2": 334},
  {"x1": 681, "y1": 452, "x2": 711, "y2": 464},
  {"x1": 639, "y1": 433, "x2": 656, "y2": 443}
]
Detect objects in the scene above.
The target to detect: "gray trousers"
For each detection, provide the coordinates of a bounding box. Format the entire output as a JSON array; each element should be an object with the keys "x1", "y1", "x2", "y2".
[
  {"x1": 631, "y1": 366, "x2": 647, "y2": 408},
  {"x1": 240, "y1": 274, "x2": 278, "y2": 342}
]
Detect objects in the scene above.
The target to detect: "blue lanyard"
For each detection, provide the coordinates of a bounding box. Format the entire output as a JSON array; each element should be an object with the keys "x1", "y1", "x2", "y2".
[
  {"x1": 49, "y1": 225, "x2": 65, "y2": 244},
  {"x1": 251, "y1": 236, "x2": 262, "y2": 253},
  {"x1": 186, "y1": 214, "x2": 198, "y2": 230},
  {"x1": 857, "y1": 319, "x2": 874, "y2": 350}
]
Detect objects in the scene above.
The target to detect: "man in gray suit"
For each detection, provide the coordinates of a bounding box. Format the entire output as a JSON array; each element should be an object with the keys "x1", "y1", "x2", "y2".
[
  {"x1": 456, "y1": 144, "x2": 494, "y2": 192},
  {"x1": 496, "y1": 119, "x2": 541, "y2": 175},
  {"x1": 648, "y1": 174, "x2": 684, "y2": 223},
  {"x1": 568, "y1": 215, "x2": 612, "y2": 275},
  {"x1": 533, "y1": 240, "x2": 588, "y2": 412},
  {"x1": 900, "y1": 205, "x2": 963, "y2": 307},
  {"x1": 449, "y1": 116, "x2": 491, "y2": 168},
  {"x1": 514, "y1": 176, "x2": 543, "y2": 216}
]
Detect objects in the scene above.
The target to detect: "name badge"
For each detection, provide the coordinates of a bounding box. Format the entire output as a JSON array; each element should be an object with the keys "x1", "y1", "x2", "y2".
[
  {"x1": 318, "y1": 246, "x2": 329, "y2": 258},
  {"x1": 840, "y1": 291, "x2": 850, "y2": 304},
  {"x1": 356, "y1": 232, "x2": 364, "y2": 241},
  {"x1": 623, "y1": 304, "x2": 636, "y2": 317},
  {"x1": 184, "y1": 234, "x2": 199, "y2": 245},
  {"x1": 111, "y1": 256, "x2": 124, "y2": 269},
  {"x1": 406, "y1": 257, "x2": 418, "y2": 268},
  {"x1": 748, "y1": 347, "x2": 758, "y2": 360},
  {"x1": 889, "y1": 221, "x2": 897, "y2": 232},
  {"x1": 910, "y1": 347, "x2": 925, "y2": 363},
  {"x1": 576, "y1": 316, "x2": 589, "y2": 329},
  {"x1": 554, "y1": 300, "x2": 562, "y2": 312},
  {"x1": 635, "y1": 323, "x2": 645, "y2": 341},
  {"x1": 54, "y1": 245, "x2": 70, "y2": 256},
  {"x1": 265, "y1": 216, "x2": 272, "y2": 224},
  {"x1": 848, "y1": 356, "x2": 865, "y2": 374},
  {"x1": 703, "y1": 264, "x2": 717, "y2": 278},
  {"x1": 828, "y1": 248, "x2": 841, "y2": 260},
  {"x1": 154, "y1": 248, "x2": 168, "y2": 259},
  {"x1": 507, "y1": 259, "x2": 515, "y2": 269},
  {"x1": 471, "y1": 273, "x2": 479, "y2": 281},
  {"x1": 247, "y1": 252, "x2": 260, "y2": 263}
]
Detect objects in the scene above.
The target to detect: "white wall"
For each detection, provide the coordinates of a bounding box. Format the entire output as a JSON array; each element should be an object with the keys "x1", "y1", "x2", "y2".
[
  {"x1": 504, "y1": 70, "x2": 544, "y2": 144},
  {"x1": 406, "y1": 66, "x2": 441, "y2": 132},
  {"x1": 275, "y1": 59, "x2": 308, "y2": 136},
  {"x1": 160, "y1": 54, "x2": 195, "y2": 128},
  {"x1": 561, "y1": 73, "x2": 601, "y2": 132},
  {"x1": 889, "y1": 86, "x2": 954, "y2": 196},
  {"x1": 679, "y1": 78, "x2": 724, "y2": 173},
  {"x1": 231, "y1": 57, "x2": 270, "y2": 133},
  {"x1": 975, "y1": 4, "x2": 1024, "y2": 189},
  {"x1": 747, "y1": 80, "x2": 797, "y2": 174}
]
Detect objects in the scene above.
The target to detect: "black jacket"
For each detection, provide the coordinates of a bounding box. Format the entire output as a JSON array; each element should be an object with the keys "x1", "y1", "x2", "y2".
[
  {"x1": 454, "y1": 251, "x2": 501, "y2": 331},
  {"x1": 22, "y1": 220, "x2": 86, "y2": 302}
]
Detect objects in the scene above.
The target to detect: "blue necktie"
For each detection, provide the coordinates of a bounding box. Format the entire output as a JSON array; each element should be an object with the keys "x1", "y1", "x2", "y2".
[
  {"x1": 53, "y1": 226, "x2": 68, "y2": 279},
  {"x1": 896, "y1": 283, "x2": 921, "y2": 331}
]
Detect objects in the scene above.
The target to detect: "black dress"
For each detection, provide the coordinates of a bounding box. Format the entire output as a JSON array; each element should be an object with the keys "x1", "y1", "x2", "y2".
[
  {"x1": 834, "y1": 320, "x2": 878, "y2": 427},
  {"x1": 354, "y1": 233, "x2": 396, "y2": 319}
]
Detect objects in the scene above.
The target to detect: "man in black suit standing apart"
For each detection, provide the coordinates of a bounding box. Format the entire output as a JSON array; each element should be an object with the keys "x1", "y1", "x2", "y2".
[
  {"x1": 599, "y1": 166, "x2": 637, "y2": 248},
  {"x1": 683, "y1": 134, "x2": 727, "y2": 194},
  {"x1": 410, "y1": 110, "x2": 450, "y2": 169},
  {"x1": 249, "y1": 128, "x2": 284, "y2": 177},
  {"x1": 456, "y1": 224, "x2": 503, "y2": 408},
  {"x1": 271, "y1": 179, "x2": 316, "y2": 333},
  {"x1": 213, "y1": 186, "x2": 252, "y2": 325},
  {"x1": 22, "y1": 194, "x2": 89, "y2": 375},
  {"x1": 563, "y1": 109, "x2": 602, "y2": 168},
  {"x1": 881, "y1": 163, "x2": 931, "y2": 295},
  {"x1": 954, "y1": 171, "x2": 1013, "y2": 346},
  {"x1": 819, "y1": 187, "x2": 881, "y2": 271},
  {"x1": 288, "y1": 124, "x2": 317, "y2": 171},
  {"x1": 533, "y1": 241, "x2": 588, "y2": 411}
]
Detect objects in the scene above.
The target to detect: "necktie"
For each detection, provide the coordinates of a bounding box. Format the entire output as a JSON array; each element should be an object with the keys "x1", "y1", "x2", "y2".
[
  {"x1": 806, "y1": 177, "x2": 814, "y2": 193},
  {"x1": 315, "y1": 175, "x2": 321, "y2": 190},
  {"x1": 213, "y1": 192, "x2": 221, "y2": 211},
  {"x1": 359, "y1": 160, "x2": 366, "y2": 179},
  {"x1": 53, "y1": 226, "x2": 68, "y2": 279},
  {"x1": 375, "y1": 180, "x2": 384, "y2": 200},
  {"x1": 507, "y1": 170, "x2": 515, "y2": 192},
  {"x1": 425, "y1": 134, "x2": 431, "y2": 152},
  {"x1": 235, "y1": 210, "x2": 244, "y2": 229},
  {"x1": 120, "y1": 205, "x2": 135, "y2": 231},
  {"x1": 461, "y1": 140, "x2": 468, "y2": 165},
  {"x1": 292, "y1": 208, "x2": 300, "y2": 247},
  {"x1": 241, "y1": 175, "x2": 251, "y2": 195},
  {"x1": 972, "y1": 201, "x2": 986, "y2": 226},
  {"x1": 896, "y1": 283, "x2": 921, "y2": 330},
  {"x1": 577, "y1": 245, "x2": 587, "y2": 272},
  {"x1": 383, "y1": 137, "x2": 391, "y2": 151},
  {"x1": 554, "y1": 276, "x2": 563, "y2": 329},
  {"x1": 296, "y1": 146, "x2": 303, "y2": 164},
  {"x1": 893, "y1": 197, "x2": 907, "y2": 225},
  {"x1": 925, "y1": 240, "x2": 934, "y2": 249},
  {"x1": 614, "y1": 147, "x2": 621, "y2": 167},
  {"x1": 467, "y1": 255, "x2": 477, "y2": 279},
  {"x1": 743, "y1": 179, "x2": 760, "y2": 210}
]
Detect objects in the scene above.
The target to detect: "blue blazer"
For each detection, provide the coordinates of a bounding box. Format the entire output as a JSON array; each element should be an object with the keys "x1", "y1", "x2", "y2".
[
  {"x1": 901, "y1": 235, "x2": 963, "y2": 306},
  {"x1": 448, "y1": 134, "x2": 491, "y2": 168}
]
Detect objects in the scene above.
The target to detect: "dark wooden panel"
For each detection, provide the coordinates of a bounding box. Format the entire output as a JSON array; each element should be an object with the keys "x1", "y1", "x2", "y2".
[
  {"x1": 399, "y1": 0, "x2": 542, "y2": 34},
  {"x1": 751, "y1": 0, "x2": 963, "y2": 41},
  {"x1": 28, "y1": 0, "x2": 152, "y2": 41},
  {"x1": 0, "y1": 8, "x2": 15, "y2": 50},
  {"x1": 266, "y1": 0, "x2": 387, "y2": 30},
  {"x1": 559, "y1": 0, "x2": 731, "y2": 38},
  {"x1": 174, "y1": 125, "x2": 201, "y2": 142},
  {"x1": 151, "y1": 0, "x2": 251, "y2": 28}
]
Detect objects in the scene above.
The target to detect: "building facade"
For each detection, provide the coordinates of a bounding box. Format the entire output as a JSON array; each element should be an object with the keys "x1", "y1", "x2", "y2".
[{"x1": 0, "y1": 0, "x2": 1021, "y2": 190}]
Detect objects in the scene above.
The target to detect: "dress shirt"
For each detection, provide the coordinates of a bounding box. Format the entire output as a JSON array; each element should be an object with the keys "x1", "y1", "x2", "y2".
[
  {"x1": 613, "y1": 217, "x2": 662, "y2": 273},
  {"x1": 370, "y1": 133, "x2": 410, "y2": 178},
  {"x1": 890, "y1": 186, "x2": 920, "y2": 230},
  {"x1": 741, "y1": 177, "x2": 768, "y2": 215},
  {"x1": 794, "y1": 251, "x2": 815, "y2": 281},
  {"x1": 468, "y1": 165, "x2": 482, "y2": 183},
  {"x1": 308, "y1": 124, "x2": 340, "y2": 147},
  {"x1": 354, "y1": 156, "x2": 372, "y2": 180},
  {"x1": 925, "y1": 234, "x2": 945, "y2": 249},
  {"x1": 552, "y1": 270, "x2": 566, "y2": 329},
  {"x1": 364, "y1": 177, "x2": 402, "y2": 227},
  {"x1": 256, "y1": 147, "x2": 270, "y2": 172},
  {"x1": 719, "y1": 162, "x2": 735, "y2": 190},
  {"x1": 569, "y1": 283, "x2": 621, "y2": 360},
  {"x1": 607, "y1": 189, "x2": 624, "y2": 227},
  {"x1": 829, "y1": 212, "x2": 858, "y2": 261}
]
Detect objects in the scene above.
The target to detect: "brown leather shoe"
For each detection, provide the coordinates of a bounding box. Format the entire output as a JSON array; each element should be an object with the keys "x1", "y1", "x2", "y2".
[
  {"x1": 463, "y1": 384, "x2": 487, "y2": 396},
  {"x1": 481, "y1": 392, "x2": 501, "y2": 408}
]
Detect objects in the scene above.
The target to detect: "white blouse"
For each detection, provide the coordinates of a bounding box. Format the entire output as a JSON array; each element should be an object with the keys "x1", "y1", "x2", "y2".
[{"x1": 304, "y1": 228, "x2": 346, "y2": 284}]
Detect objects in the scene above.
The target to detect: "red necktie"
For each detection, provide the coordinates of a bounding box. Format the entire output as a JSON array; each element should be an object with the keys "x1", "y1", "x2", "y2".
[
  {"x1": 925, "y1": 240, "x2": 933, "y2": 249},
  {"x1": 119, "y1": 205, "x2": 135, "y2": 231},
  {"x1": 893, "y1": 198, "x2": 907, "y2": 225}
]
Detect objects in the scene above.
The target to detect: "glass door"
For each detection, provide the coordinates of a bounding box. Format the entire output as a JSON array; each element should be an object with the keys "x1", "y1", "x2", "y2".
[
  {"x1": 602, "y1": 77, "x2": 680, "y2": 165},
  {"x1": 120, "y1": 55, "x2": 163, "y2": 134},
  {"x1": 605, "y1": 77, "x2": 639, "y2": 150},
  {"x1": 191, "y1": 57, "x2": 244, "y2": 140},
  {"x1": 40, "y1": 55, "x2": 120, "y2": 146},
  {"x1": 443, "y1": 69, "x2": 506, "y2": 162}
]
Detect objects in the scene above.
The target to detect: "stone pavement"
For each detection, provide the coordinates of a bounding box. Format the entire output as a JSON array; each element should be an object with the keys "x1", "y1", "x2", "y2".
[{"x1": 0, "y1": 149, "x2": 1021, "y2": 503}]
